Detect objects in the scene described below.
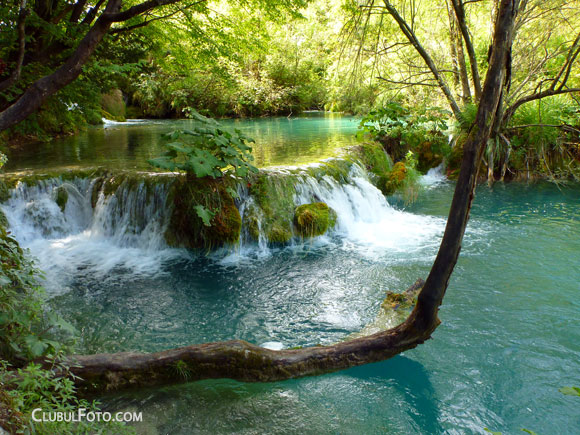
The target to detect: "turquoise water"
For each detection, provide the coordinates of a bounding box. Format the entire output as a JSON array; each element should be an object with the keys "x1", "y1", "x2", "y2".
[
  {"x1": 4, "y1": 112, "x2": 359, "y2": 171},
  {"x1": 45, "y1": 181, "x2": 580, "y2": 434}
]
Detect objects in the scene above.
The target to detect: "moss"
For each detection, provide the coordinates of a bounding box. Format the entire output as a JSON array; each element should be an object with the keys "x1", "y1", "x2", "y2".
[
  {"x1": 305, "y1": 159, "x2": 353, "y2": 183},
  {"x1": 0, "y1": 209, "x2": 8, "y2": 228},
  {"x1": 54, "y1": 186, "x2": 68, "y2": 212},
  {"x1": 266, "y1": 224, "x2": 293, "y2": 244},
  {"x1": 246, "y1": 213, "x2": 261, "y2": 241},
  {"x1": 356, "y1": 142, "x2": 393, "y2": 178},
  {"x1": 247, "y1": 172, "x2": 296, "y2": 244},
  {"x1": 0, "y1": 180, "x2": 11, "y2": 203},
  {"x1": 100, "y1": 89, "x2": 126, "y2": 121},
  {"x1": 165, "y1": 176, "x2": 242, "y2": 249},
  {"x1": 294, "y1": 202, "x2": 337, "y2": 238},
  {"x1": 382, "y1": 162, "x2": 407, "y2": 195}
]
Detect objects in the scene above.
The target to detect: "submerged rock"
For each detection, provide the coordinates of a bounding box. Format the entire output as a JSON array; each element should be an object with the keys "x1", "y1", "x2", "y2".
[{"x1": 293, "y1": 202, "x2": 337, "y2": 238}]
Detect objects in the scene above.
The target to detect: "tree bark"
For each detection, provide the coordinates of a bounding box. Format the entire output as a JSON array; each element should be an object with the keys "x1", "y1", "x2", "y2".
[
  {"x1": 63, "y1": 0, "x2": 521, "y2": 394},
  {"x1": 446, "y1": 0, "x2": 472, "y2": 104},
  {"x1": 0, "y1": 0, "x2": 190, "y2": 132}
]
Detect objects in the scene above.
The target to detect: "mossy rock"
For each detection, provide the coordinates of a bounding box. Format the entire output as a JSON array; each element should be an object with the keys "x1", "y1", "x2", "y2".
[
  {"x1": 382, "y1": 162, "x2": 407, "y2": 195},
  {"x1": 54, "y1": 185, "x2": 69, "y2": 212},
  {"x1": 166, "y1": 176, "x2": 242, "y2": 249},
  {"x1": 293, "y1": 202, "x2": 337, "y2": 238},
  {"x1": 266, "y1": 223, "x2": 293, "y2": 244},
  {"x1": 247, "y1": 172, "x2": 297, "y2": 244}
]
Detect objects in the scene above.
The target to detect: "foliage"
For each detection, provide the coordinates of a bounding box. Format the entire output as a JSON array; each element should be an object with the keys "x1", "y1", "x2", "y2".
[
  {"x1": 507, "y1": 96, "x2": 580, "y2": 179},
  {"x1": 0, "y1": 163, "x2": 130, "y2": 432},
  {"x1": 149, "y1": 111, "x2": 258, "y2": 178},
  {"x1": 0, "y1": 228, "x2": 76, "y2": 363},
  {"x1": 0, "y1": 359, "x2": 132, "y2": 434},
  {"x1": 360, "y1": 102, "x2": 451, "y2": 171}
]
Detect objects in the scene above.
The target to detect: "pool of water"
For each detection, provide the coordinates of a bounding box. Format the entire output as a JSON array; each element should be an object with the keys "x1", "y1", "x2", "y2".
[
  {"x1": 4, "y1": 112, "x2": 360, "y2": 171},
  {"x1": 34, "y1": 180, "x2": 578, "y2": 434}
]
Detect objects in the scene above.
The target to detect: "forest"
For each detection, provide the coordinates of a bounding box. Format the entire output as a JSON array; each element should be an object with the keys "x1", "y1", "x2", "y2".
[{"x1": 0, "y1": 0, "x2": 579, "y2": 433}]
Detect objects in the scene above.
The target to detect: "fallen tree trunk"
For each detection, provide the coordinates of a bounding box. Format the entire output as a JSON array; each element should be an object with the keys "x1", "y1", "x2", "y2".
[
  {"x1": 70, "y1": 281, "x2": 431, "y2": 393},
  {"x1": 65, "y1": 0, "x2": 520, "y2": 394}
]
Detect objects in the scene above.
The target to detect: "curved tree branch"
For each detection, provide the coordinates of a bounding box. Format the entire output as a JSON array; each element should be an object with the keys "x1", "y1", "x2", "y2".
[{"x1": 0, "y1": 0, "x2": 209, "y2": 132}]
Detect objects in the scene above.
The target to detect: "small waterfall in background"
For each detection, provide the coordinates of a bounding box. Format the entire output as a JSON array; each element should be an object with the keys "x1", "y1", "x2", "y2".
[{"x1": 1, "y1": 163, "x2": 448, "y2": 295}]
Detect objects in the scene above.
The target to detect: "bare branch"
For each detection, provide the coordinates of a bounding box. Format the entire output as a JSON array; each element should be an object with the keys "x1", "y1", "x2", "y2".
[
  {"x1": 450, "y1": 0, "x2": 482, "y2": 100},
  {"x1": 381, "y1": 0, "x2": 462, "y2": 119}
]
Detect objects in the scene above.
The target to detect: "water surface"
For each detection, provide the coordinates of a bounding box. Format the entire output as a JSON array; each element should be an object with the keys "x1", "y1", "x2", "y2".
[
  {"x1": 4, "y1": 112, "x2": 359, "y2": 171},
  {"x1": 32, "y1": 181, "x2": 580, "y2": 434}
]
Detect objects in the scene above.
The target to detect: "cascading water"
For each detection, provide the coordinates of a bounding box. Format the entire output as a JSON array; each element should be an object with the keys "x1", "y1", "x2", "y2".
[
  {"x1": 1, "y1": 176, "x2": 181, "y2": 293},
  {"x1": 1, "y1": 163, "x2": 448, "y2": 295}
]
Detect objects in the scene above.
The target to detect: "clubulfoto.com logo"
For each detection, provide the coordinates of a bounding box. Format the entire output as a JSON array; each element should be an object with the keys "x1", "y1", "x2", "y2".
[{"x1": 32, "y1": 408, "x2": 142, "y2": 423}]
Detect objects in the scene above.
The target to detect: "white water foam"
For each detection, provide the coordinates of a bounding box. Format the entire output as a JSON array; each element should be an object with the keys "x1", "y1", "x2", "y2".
[
  {"x1": 420, "y1": 163, "x2": 447, "y2": 188},
  {"x1": 1, "y1": 163, "x2": 453, "y2": 292},
  {"x1": 294, "y1": 164, "x2": 446, "y2": 260},
  {"x1": 1, "y1": 178, "x2": 183, "y2": 295},
  {"x1": 102, "y1": 118, "x2": 151, "y2": 127}
]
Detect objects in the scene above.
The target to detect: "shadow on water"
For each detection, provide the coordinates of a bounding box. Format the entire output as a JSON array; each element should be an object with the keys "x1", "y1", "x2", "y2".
[{"x1": 343, "y1": 355, "x2": 442, "y2": 434}]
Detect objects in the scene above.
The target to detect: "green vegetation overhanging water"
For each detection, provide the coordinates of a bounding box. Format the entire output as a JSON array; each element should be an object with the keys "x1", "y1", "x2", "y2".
[{"x1": 4, "y1": 112, "x2": 359, "y2": 171}]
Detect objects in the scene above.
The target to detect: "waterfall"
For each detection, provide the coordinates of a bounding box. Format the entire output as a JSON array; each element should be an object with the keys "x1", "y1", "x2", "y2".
[
  {"x1": 1, "y1": 176, "x2": 182, "y2": 294},
  {"x1": 1, "y1": 163, "x2": 447, "y2": 293}
]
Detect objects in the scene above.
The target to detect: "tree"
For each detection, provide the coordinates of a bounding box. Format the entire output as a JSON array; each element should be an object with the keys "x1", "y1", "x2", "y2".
[
  {"x1": 0, "y1": 0, "x2": 306, "y2": 131},
  {"x1": 64, "y1": 0, "x2": 522, "y2": 393},
  {"x1": 347, "y1": 0, "x2": 579, "y2": 181}
]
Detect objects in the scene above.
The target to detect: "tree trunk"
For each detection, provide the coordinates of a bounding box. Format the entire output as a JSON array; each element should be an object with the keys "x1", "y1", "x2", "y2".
[
  {"x1": 63, "y1": 0, "x2": 521, "y2": 394},
  {"x1": 0, "y1": 0, "x2": 120, "y2": 131}
]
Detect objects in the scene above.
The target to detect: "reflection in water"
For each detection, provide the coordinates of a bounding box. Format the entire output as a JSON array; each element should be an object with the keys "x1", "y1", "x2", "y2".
[{"x1": 5, "y1": 113, "x2": 360, "y2": 171}]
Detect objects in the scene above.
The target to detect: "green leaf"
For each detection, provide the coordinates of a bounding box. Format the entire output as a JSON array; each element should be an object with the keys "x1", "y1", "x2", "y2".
[
  {"x1": 559, "y1": 386, "x2": 580, "y2": 396},
  {"x1": 24, "y1": 336, "x2": 48, "y2": 357},
  {"x1": 148, "y1": 157, "x2": 177, "y2": 171},
  {"x1": 193, "y1": 205, "x2": 215, "y2": 226},
  {"x1": 521, "y1": 429, "x2": 537, "y2": 435},
  {"x1": 166, "y1": 142, "x2": 193, "y2": 154},
  {"x1": 484, "y1": 429, "x2": 502, "y2": 435}
]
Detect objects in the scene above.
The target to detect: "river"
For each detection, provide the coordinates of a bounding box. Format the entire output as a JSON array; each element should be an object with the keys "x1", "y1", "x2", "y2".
[{"x1": 1, "y1": 114, "x2": 579, "y2": 434}]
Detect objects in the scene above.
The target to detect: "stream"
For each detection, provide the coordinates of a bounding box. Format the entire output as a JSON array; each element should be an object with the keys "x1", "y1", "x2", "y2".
[{"x1": 2, "y1": 114, "x2": 579, "y2": 433}]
